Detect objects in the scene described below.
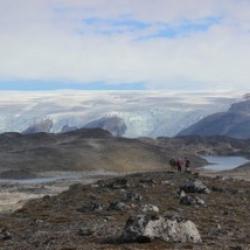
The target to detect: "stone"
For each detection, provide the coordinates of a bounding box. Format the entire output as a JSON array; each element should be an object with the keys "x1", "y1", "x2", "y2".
[
  {"x1": 179, "y1": 190, "x2": 206, "y2": 207},
  {"x1": 108, "y1": 201, "x2": 128, "y2": 211},
  {"x1": 122, "y1": 192, "x2": 143, "y2": 202},
  {"x1": 180, "y1": 179, "x2": 210, "y2": 194},
  {"x1": 121, "y1": 214, "x2": 202, "y2": 244},
  {"x1": 77, "y1": 202, "x2": 104, "y2": 213},
  {"x1": 208, "y1": 224, "x2": 222, "y2": 237},
  {"x1": 109, "y1": 178, "x2": 129, "y2": 189},
  {"x1": 0, "y1": 228, "x2": 11, "y2": 241},
  {"x1": 142, "y1": 204, "x2": 160, "y2": 214},
  {"x1": 140, "y1": 178, "x2": 156, "y2": 185},
  {"x1": 78, "y1": 227, "x2": 94, "y2": 236}
]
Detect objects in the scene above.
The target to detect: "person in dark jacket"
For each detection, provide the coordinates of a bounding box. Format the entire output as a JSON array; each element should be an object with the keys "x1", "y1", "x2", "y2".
[{"x1": 184, "y1": 157, "x2": 191, "y2": 173}]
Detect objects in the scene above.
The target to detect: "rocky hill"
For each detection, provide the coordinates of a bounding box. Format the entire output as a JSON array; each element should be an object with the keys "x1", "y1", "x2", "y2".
[
  {"x1": 0, "y1": 128, "x2": 180, "y2": 177},
  {"x1": 0, "y1": 171, "x2": 249, "y2": 249},
  {"x1": 178, "y1": 100, "x2": 250, "y2": 139},
  {"x1": 1, "y1": 129, "x2": 250, "y2": 178}
]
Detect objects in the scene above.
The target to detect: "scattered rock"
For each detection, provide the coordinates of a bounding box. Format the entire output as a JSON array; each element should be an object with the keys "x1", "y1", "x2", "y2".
[
  {"x1": 142, "y1": 204, "x2": 160, "y2": 214},
  {"x1": 77, "y1": 202, "x2": 104, "y2": 213},
  {"x1": 108, "y1": 201, "x2": 128, "y2": 211},
  {"x1": 0, "y1": 228, "x2": 11, "y2": 241},
  {"x1": 230, "y1": 246, "x2": 244, "y2": 250},
  {"x1": 122, "y1": 192, "x2": 143, "y2": 202},
  {"x1": 121, "y1": 214, "x2": 202, "y2": 243},
  {"x1": 108, "y1": 178, "x2": 129, "y2": 189},
  {"x1": 140, "y1": 178, "x2": 156, "y2": 185},
  {"x1": 180, "y1": 179, "x2": 210, "y2": 194},
  {"x1": 208, "y1": 224, "x2": 222, "y2": 237},
  {"x1": 161, "y1": 180, "x2": 171, "y2": 185},
  {"x1": 179, "y1": 191, "x2": 206, "y2": 207},
  {"x1": 78, "y1": 227, "x2": 95, "y2": 236}
]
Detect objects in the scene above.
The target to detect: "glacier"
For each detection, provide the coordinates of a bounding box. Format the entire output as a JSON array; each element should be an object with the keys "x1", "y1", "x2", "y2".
[{"x1": 0, "y1": 90, "x2": 244, "y2": 137}]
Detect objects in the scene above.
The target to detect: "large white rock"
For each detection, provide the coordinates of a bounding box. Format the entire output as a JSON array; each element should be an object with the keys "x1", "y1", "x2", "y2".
[{"x1": 122, "y1": 214, "x2": 202, "y2": 244}]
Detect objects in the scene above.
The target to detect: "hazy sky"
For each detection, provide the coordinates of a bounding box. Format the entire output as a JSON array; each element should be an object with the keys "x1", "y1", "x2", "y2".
[{"x1": 0, "y1": 0, "x2": 250, "y2": 91}]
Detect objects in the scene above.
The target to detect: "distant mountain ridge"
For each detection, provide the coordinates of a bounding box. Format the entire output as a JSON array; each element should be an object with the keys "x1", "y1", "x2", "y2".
[{"x1": 178, "y1": 100, "x2": 250, "y2": 139}]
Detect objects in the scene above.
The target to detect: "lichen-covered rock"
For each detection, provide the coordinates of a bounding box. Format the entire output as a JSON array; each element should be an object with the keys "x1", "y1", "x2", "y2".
[{"x1": 121, "y1": 214, "x2": 202, "y2": 244}]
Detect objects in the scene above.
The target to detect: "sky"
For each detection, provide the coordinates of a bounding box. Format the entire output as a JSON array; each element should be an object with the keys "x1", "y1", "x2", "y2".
[{"x1": 0, "y1": 0, "x2": 250, "y2": 91}]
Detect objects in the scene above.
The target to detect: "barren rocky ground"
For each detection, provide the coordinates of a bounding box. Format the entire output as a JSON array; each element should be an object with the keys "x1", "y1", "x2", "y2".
[{"x1": 0, "y1": 171, "x2": 249, "y2": 249}]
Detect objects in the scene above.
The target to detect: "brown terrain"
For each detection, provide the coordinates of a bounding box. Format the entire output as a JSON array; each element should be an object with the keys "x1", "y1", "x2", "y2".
[
  {"x1": 0, "y1": 129, "x2": 249, "y2": 249},
  {"x1": 0, "y1": 171, "x2": 250, "y2": 249}
]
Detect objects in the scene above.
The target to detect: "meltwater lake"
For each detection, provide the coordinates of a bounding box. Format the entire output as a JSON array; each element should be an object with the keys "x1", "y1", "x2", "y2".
[{"x1": 202, "y1": 155, "x2": 250, "y2": 171}]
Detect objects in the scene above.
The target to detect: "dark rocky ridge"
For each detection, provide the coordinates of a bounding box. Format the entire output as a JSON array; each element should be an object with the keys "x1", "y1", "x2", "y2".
[{"x1": 178, "y1": 100, "x2": 250, "y2": 139}]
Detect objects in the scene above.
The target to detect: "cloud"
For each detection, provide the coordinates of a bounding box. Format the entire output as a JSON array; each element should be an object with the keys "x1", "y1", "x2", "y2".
[{"x1": 0, "y1": 0, "x2": 250, "y2": 91}]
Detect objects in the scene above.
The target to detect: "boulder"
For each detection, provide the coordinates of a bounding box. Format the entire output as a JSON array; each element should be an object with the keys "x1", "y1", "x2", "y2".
[
  {"x1": 180, "y1": 180, "x2": 210, "y2": 194},
  {"x1": 121, "y1": 214, "x2": 202, "y2": 243},
  {"x1": 142, "y1": 204, "x2": 160, "y2": 214},
  {"x1": 179, "y1": 191, "x2": 206, "y2": 207}
]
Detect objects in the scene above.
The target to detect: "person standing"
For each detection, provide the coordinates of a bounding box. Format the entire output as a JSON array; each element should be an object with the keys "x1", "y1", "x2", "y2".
[
  {"x1": 176, "y1": 159, "x2": 182, "y2": 172},
  {"x1": 184, "y1": 157, "x2": 191, "y2": 173}
]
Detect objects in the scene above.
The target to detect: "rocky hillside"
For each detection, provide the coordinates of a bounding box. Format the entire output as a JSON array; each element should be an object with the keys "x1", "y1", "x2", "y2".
[
  {"x1": 0, "y1": 171, "x2": 249, "y2": 249},
  {"x1": 0, "y1": 128, "x2": 182, "y2": 176},
  {"x1": 1, "y1": 129, "x2": 250, "y2": 178},
  {"x1": 178, "y1": 100, "x2": 250, "y2": 139}
]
